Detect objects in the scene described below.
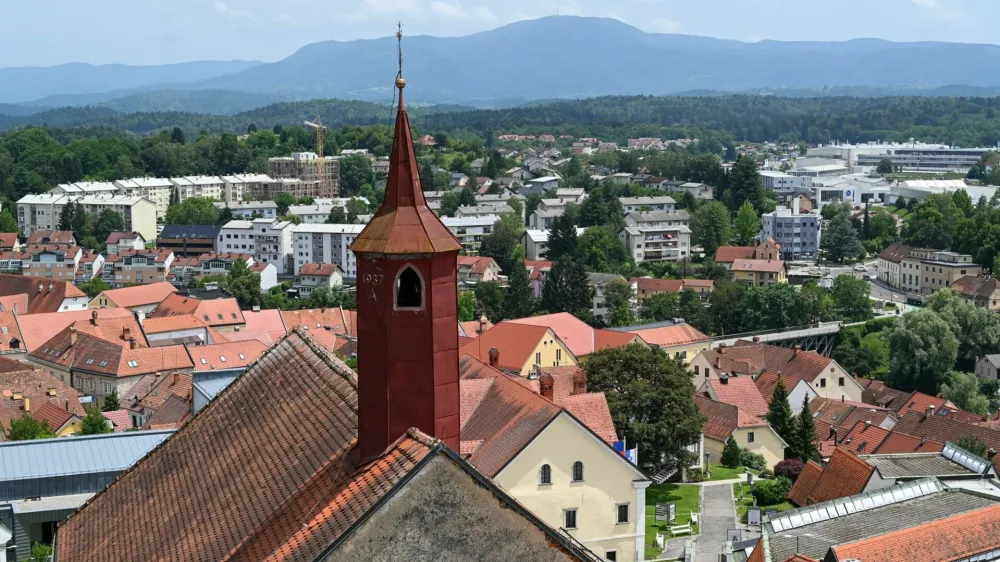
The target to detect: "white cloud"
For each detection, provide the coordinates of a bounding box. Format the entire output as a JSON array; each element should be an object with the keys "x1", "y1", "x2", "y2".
[
  {"x1": 214, "y1": 1, "x2": 254, "y2": 21},
  {"x1": 429, "y1": 1, "x2": 497, "y2": 21},
  {"x1": 646, "y1": 18, "x2": 684, "y2": 34}
]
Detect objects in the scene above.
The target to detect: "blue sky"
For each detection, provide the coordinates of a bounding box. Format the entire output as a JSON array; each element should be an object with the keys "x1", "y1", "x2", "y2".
[{"x1": 1, "y1": 0, "x2": 995, "y2": 67}]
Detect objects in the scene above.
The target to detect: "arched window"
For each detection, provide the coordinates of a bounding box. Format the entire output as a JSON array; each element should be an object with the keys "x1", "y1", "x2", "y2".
[
  {"x1": 572, "y1": 461, "x2": 584, "y2": 482},
  {"x1": 540, "y1": 464, "x2": 552, "y2": 485},
  {"x1": 395, "y1": 266, "x2": 423, "y2": 309}
]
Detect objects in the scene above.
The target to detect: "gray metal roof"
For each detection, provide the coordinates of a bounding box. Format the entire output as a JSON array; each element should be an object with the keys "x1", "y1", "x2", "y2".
[
  {"x1": 194, "y1": 376, "x2": 236, "y2": 403},
  {"x1": 0, "y1": 430, "x2": 173, "y2": 482},
  {"x1": 860, "y1": 453, "x2": 976, "y2": 478},
  {"x1": 158, "y1": 225, "x2": 223, "y2": 240},
  {"x1": 763, "y1": 480, "x2": 997, "y2": 562}
]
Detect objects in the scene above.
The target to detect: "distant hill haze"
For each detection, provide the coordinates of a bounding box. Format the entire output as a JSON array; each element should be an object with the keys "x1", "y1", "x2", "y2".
[{"x1": 7, "y1": 16, "x2": 1000, "y2": 109}]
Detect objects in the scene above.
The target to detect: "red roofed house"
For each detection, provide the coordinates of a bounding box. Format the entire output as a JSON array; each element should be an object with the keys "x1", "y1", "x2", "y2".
[
  {"x1": 148, "y1": 293, "x2": 246, "y2": 332},
  {"x1": 525, "y1": 259, "x2": 553, "y2": 297},
  {"x1": 457, "y1": 255, "x2": 502, "y2": 283},
  {"x1": 691, "y1": 341, "x2": 865, "y2": 402},
  {"x1": 89, "y1": 281, "x2": 178, "y2": 313},
  {"x1": 100, "y1": 248, "x2": 175, "y2": 287},
  {"x1": 631, "y1": 278, "x2": 715, "y2": 302},
  {"x1": 700, "y1": 375, "x2": 770, "y2": 417},
  {"x1": 26, "y1": 230, "x2": 75, "y2": 246},
  {"x1": 186, "y1": 340, "x2": 268, "y2": 372},
  {"x1": 55, "y1": 71, "x2": 602, "y2": 562},
  {"x1": 294, "y1": 262, "x2": 343, "y2": 296},
  {"x1": 0, "y1": 273, "x2": 89, "y2": 313},
  {"x1": 459, "y1": 321, "x2": 577, "y2": 377},
  {"x1": 714, "y1": 246, "x2": 754, "y2": 269},
  {"x1": 105, "y1": 231, "x2": 146, "y2": 255},
  {"x1": 31, "y1": 400, "x2": 83, "y2": 436},
  {"x1": 0, "y1": 358, "x2": 86, "y2": 441},
  {"x1": 695, "y1": 395, "x2": 788, "y2": 469},
  {"x1": 786, "y1": 447, "x2": 876, "y2": 506},
  {"x1": 0, "y1": 233, "x2": 20, "y2": 252},
  {"x1": 507, "y1": 312, "x2": 644, "y2": 358},
  {"x1": 619, "y1": 320, "x2": 711, "y2": 364}
]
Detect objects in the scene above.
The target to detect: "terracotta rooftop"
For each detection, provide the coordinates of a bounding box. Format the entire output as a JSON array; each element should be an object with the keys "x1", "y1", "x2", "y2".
[
  {"x1": 732, "y1": 258, "x2": 785, "y2": 273},
  {"x1": 754, "y1": 371, "x2": 805, "y2": 403},
  {"x1": 803, "y1": 447, "x2": 875, "y2": 505},
  {"x1": 101, "y1": 408, "x2": 132, "y2": 432},
  {"x1": 715, "y1": 246, "x2": 755, "y2": 263},
  {"x1": 621, "y1": 322, "x2": 711, "y2": 347},
  {"x1": 458, "y1": 319, "x2": 493, "y2": 338},
  {"x1": 0, "y1": 366, "x2": 85, "y2": 434},
  {"x1": 694, "y1": 395, "x2": 768, "y2": 442},
  {"x1": 707, "y1": 376, "x2": 770, "y2": 417},
  {"x1": 707, "y1": 341, "x2": 835, "y2": 382},
  {"x1": 878, "y1": 241, "x2": 911, "y2": 264},
  {"x1": 280, "y1": 307, "x2": 355, "y2": 336},
  {"x1": 0, "y1": 311, "x2": 23, "y2": 351},
  {"x1": 787, "y1": 460, "x2": 824, "y2": 507},
  {"x1": 137, "y1": 372, "x2": 193, "y2": 410},
  {"x1": 140, "y1": 314, "x2": 207, "y2": 334},
  {"x1": 459, "y1": 322, "x2": 562, "y2": 373},
  {"x1": 524, "y1": 260, "x2": 553, "y2": 281},
  {"x1": 103, "y1": 248, "x2": 174, "y2": 264},
  {"x1": 838, "y1": 420, "x2": 891, "y2": 455},
  {"x1": 0, "y1": 273, "x2": 85, "y2": 313},
  {"x1": 105, "y1": 231, "x2": 142, "y2": 244},
  {"x1": 556, "y1": 393, "x2": 618, "y2": 444},
  {"x1": 830, "y1": 503, "x2": 1000, "y2": 562},
  {"x1": 142, "y1": 393, "x2": 192, "y2": 430},
  {"x1": 298, "y1": 262, "x2": 339, "y2": 276},
  {"x1": 894, "y1": 390, "x2": 981, "y2": 423},
  {"x1": 0, "y1": 233, "x2": 17, "y2": 249},
  {"x1": 457, "y1": 255, "x2": 499, "y2": 275},
  {"x1": 100, "y1": 282, "x2": 177, "y2": 309},
  {"x1": 241, "y1": 309, "x2": 287, "y2": 342},
  {"x1": 892, "y1": 410, "x2": 1000, "y2": 470},
  {"x1": 0, "y1": 293, "x2": 28, "y2": 314},
  {"x1": 30, "y1": 400, "x2": 79, "y2": 430},
  {"x1": 149, "y1": 294, "x2": 245, "y2": 327},
  {"x1": 873, "y1": 431, "x2": 945, "y2": 454},
  {"x1": 186, "y1": 340, "x2": 268, "y2": 371},
  {"x1": 593, "y1": 329, "x2": 643, "y2": 352},
  {"x1": 26, "y1": 230, "x2": 75, "y2": 245},
  {"x1": 507, "y1": 312, "x2": 599, "y2": 356}
]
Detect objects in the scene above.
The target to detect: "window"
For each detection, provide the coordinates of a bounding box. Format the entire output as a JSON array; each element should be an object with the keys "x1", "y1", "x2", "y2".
[
  {"x1": 820, "y1": 378, "x2": 827, "y2": 388},
  {"x1": 238, "y1": 353, "x2": 246, "y2": 360},
  {"x1": 616, "y1": 503, "x2": 630, "y2": 524},
  {"x1": 556, "y1": 349, "x2": 562, "y2": 362},
  {"x1": 572, "y1": 461, "x2": 584, "y2": 482},
  {"x1": 535, "y1": 352, "x2": 542, "y2": 365},
  {"x1": 200, "y1": 358, "x2": 208, "y2": 364},
  {"x1": 540, "y1": 464, "x2": 552, "y2": 484},
  {"x1": 85, "y1": 358, "x2": 95, "y2": 365},
  {"x1": 838, "y1": 377, "x2": 845, "y2": 386},
  {"x1": 605, "y1": 552, "x2": 617, "y2": 562},
  {"x1": 564, "y1": 509, "x2": 578, "y2": 529},
  {"x1": 127, "y1": 360, "x2": 138, "y2": 368},
  {"x1": 220, "y1": 356, "x2": 227, "y2": 362},
  {"x1": 99, "y1": 360, "x2": 108, "y2": 367},
  {"x1": 747, "y1": 432, "x2": 755, "y2": 443},
  {"x1": 395, "y1": 266, "x2": 423, "y2": 309}
]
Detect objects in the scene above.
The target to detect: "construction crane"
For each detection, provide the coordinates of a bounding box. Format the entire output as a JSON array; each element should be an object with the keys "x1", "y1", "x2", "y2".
[{"x1": 304, "y1": 116, "x2": 327, "y2": 187}]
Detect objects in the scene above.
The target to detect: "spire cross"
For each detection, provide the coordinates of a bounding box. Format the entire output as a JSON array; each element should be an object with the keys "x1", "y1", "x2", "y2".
[{"x1": 396, "y1": 22, "x2": 404, "y2": 80}]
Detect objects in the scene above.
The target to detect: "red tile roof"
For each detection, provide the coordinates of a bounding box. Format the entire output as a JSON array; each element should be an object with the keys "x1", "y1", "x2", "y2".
[
  {"x1": 630, "y1": 323, "x2": 711, "y2": 347},
  {"x1": 708, "y1": 377, "x2": 770, "y2": 417},
  {"x1": 280, "y1": 307, "x2": 354, "y2": 336},
  {"x1": 715, "y1": 246, "x2": 755, "y2": 264},
  {"x1": 30, "y1": 400, "x2": 79, "y2": 431},
  {"x1": 29, "y1": 328, "x2": 159, "y2": 378},
  {"x1": 892, "y1": 411, "x2": 1000, "y2": 468},
  {"x1": 17, "y1": 308, "x2": 135, "y2": 352},
  {"x1": 0, "y1": 233, "x2": 17, "y2": 249},
  {"x1": 873, "y1": 431, "x2": 945, "y2": 454},
  {"x1": 26, "y1": 230, "x2": 75, "y2": 245},
  {"x1": 101, "y1": 409, "x2": 132, "y2": 432},
  {"x1": 632, "y1": 277, "x2": 683, "y2": 293},
  {"x1": 186, "y1": 340, "x2": 268, "y2": 371},
  {"x1": 507, "y1": 312, "x2": 596, "y2": 356},
  {"x1": 556, "y1": 393, "x2": 618, "y2": 444},
  {"x1": 459, "y1": 322, "x2": 560, "y2": 373},
  {"x1": 894, "y1": 390, "x2": 982, "y2": 423},
  {"x1": 695, "y1": 395, "x2": 767, "y2": 442},
  {"x1": 241, "y1": 309, "x2": 287, "y2": 342},
  {"x1": 142, "y1": 393, "x2": 191, "y2": 430},
  {"x1": 754, "y1": 371, "x2": 805, "y2": 403},
  {"x1": 298, "y1": 262, "x2": 339, "y2": 276},
  {"x1": 103, "y1": 248, "x2": 173, "y2": 264},
  {"x1": 457, "y1": 255, "x2": 499, "y2": 275},
  {"x1": 787, "y1": 460, "x2": 823, "y2": 507},
  {"x1": 140, "y1": 314, "x2": 206, "y2": 334},
  {"x1": 593, "y1": 329, "x2": 643, "y2": 352},
  {"x1": 458, "y1": 319, "x2": 493, "y2": 338},
  {"x1": 878, "y1": 241, "x2": 911, "y2": 264},
  {"x1": 830, "y1": 504, "x2": 1000, "y2": 562},
  {"x1": 0, "y1": 293, "x2": 28, "y2": 314},
  {"x1": 0, "y1": 273, "x2": 85, "y2": 313},
  {"x1": 149, "y1": 294, "x2": 245, "y2": 328},
  {"x1": 803, "y1": 447, "x2": 875, "y2": 505},
  {"x1": 137, "y1": 373, "x2": 192, "y2": 410},
  {"x1": 0, "y1": 366, "x2": 85, "y2": 434},
  {"x1": 105, "y1": 231, "x2": 142, "y2": 244},
  {"x1": 839, "y1": 420, "x2": 890, "y2": 455},
  {"x1": 732, "y1": 258, "x2": 785, "y2": 273},
  {"x1": 524, "y1": 260, "x2": 553, "y2": 281},
  {"x1": 101, "y1": 282, "x2": 178, "y2": 309},
  {"x1": 707, "y1": 342, "x2": 834, "y2": 382}
]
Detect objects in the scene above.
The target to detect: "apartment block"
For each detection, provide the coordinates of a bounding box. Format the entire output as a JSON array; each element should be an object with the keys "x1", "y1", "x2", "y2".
[
  {"x1": 292, "y1": 223, "x2": 366, "y2": 281},
  {"x1": 618, "y1": 196, "x2": 676, "y2": 213},
  {"x1": 170, "y1": 253, "x2": 257, "y2": 287},
  {"x1": 619, "y1": 224, "x2": 692, "y2": 263},
  {"x1": 50, "y1": 181, "x2": 118, "y2": 196},
  {"x1": 441, "y1": 216, "x2": 499, "y2": 256},
  {"x1": 114, "y1": 178, "x2": 173, "y2": 220},
  {"x1": 214, "y1": 201, "x2": 278, "y2": 220},
  {"x1": 170, "y1": 176, "x2": 224, "y2": 203},
  {"x1": 901, "y1": 249, "x2": 981, "y2": 295},
  {"x1": 101, "y1": 249, "x2": 175, "y2": 287},
  {"x1": 759, "y1": 200, "x2": 822, "y2": 259},
  {"x1": 217, "y1": 218, "x2": 295, "y2": 275},
  {"x1": 17, "y1": 194, "x2": 157, "y2": 241},
  {"x1": 267, "y1": 152, "x2": 341, "y2": 198}
]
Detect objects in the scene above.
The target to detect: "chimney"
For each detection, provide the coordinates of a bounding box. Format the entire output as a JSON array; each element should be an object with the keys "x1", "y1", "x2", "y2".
[
  {"x1": 572, "y1": 369, "x2": 588, "y2": 395},
  {"x1": 479, "y1": 315, "x2": 488, "y2": 335},
  {"x1": 719, "y1": 343, "x2": 727, "y2": 354},
  {"x1": 715, "y1": 357, "x2": 721, "y2": 369},
  {"x1": 123, "y1": 326, "x2": 131, "y2": 339},
  {"x1": 129, "y1": 337, "x2": 137, "y2": 350},
  {"x1": 69, "y1": 325, "x2": 77, "y2": 346},
  {"x1": 793, "y1": 345, "x2": 801, "y2": 357},
  {"x1": 539, "y1": 371, "x2": 555, "y2": 401},
  {"x1": 22, "y1": 397, "x2": 29, "y2": 412},
  {"x1": 852, "y1": 371, "x2": 858, "y2": 380},
  {"x1": 927, "y1": 404, "x2": 936, "y2": 417},
  {"x1": 752, "y1": 336, "x2": 760, "y2": 343},
  {"x1": 720, "y1": 375, "x2": 729, "y2": 385},
  {"x1": 865, "y1": 420, "x2": 871, "y2": 430},
  {"x1": 91, "y1": 310, "x2": 99, "y2": 325},
  {"x1": 37, "y1": 283, "x2": 43, "y2": 294},
  {"x1": 989, "y1": 449, "x2": 997, "y2": 460},
  {"x1": 829, "y1": 426, "x2": 837, "y2": 442},
  {"x1": 488, "y1": 347, "x2": 499, "y2": 368}
]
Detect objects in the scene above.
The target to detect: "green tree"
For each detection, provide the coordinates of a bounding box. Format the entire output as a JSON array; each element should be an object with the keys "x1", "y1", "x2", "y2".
[
  {"x1": 92, "y1": 209, "x2": 126, "y2": 244},
  {"x1": 274, "y1": 193, "x2": 295, "y2": 215},
  {"x1": 503, "y1": 259, "x2": 534, "y2": 319},
  {"x1": 865, "y1": 208, "x2": 899, "y2": 242},
  {"x1": 540, "y1": 258, "x2": 592, "y2": 318},
  {"x1": 458, "y1": 290, "x2": 477, "y2": 322},
  {"x1": 706, "y1": 280, "x2": 747, "y2": 336},
  {"x1": 102, "y1": 390, "x2": 121, "y2": 412},
  {"x1": 222, "y1": 258, "x2": 263, "y2": 309},
  {"x1": 886, "y1": 309, "x2": 959, "y2": 393},
  {"x1": 940, "y1": 371, "x2": 990, "y2": 416},
  {"x1": 340, "y1": 154, "x2": 375, "y2": 196},
  {"x1": 480, "y1": 213, "x2": 524, "y2": 274},
  {"x1": 345, "y1": 198, "x2": 369, "y2": 222},
  {"x1": 77, "y1": 278, "x2": 111, "y2": 299},
  {"x1": 925, "y1": 289, "x2": 1000, "y2": 365},
  {"x1": 546, "y1": 213, "x2": 579, "y2": 261},
  {"x1": 902, "y1": 193, "x2": 959, "y2": 250},
  {"x1": 799, "y1": 281, "x2": 834, "y2": 323},
  {"x1": 677, "y1": 289, "x2": 707, "y2": 329},
  {"x1": 821, "y1": 212, "x2": 862, "y2": 263},
  {"x1": 642, "y1": 291, "x2": 680, "y2": 322},
  {"x1": 729, "y1": 155, "x2": 769, "y2": 213},
  {"x1": 584, "y1": 344, "x2": 704, "y2": 471},
  {"x1": 576, "y1": 226, "x2": 631, "y2": 273},
  {"x1": 58, "y1": 201, "x2": 76, "y2": 231},
  {"x1": 30, "y1": 542, "x2": 53, "y2": 562},
  {"x1": 876, "y1": 158, "x2": 894, "y2": 175},
  {"x1": 721, "y1": 435, "x2": 742, "y2": 468},
  {"x1": 831, "y1": 275, "x2": 873, "y2": 322},
  {"x1": 732, "y1": 201, "x2": 759, "y2": 246},
  {"x1": 170, "y1": 127, "x2": 186, "y2": 144},
  {"x1": 741, "y1": 283, "x2": 808, "y2": 332},
  {"x1": 956, "y1": 435, "x2": 988, "y2": 457},
  {"x1": 165, "y1": 197, "x2": 221, "y2": 225},
  {"x1": 214, "y1": 133, "x2": 240, "y2": 174},
  {"x1": 691, "y1": 201, "x2": 732, "y2": 256},
  {"x1": 766, "y1": 380, "x2": 797, "y2": 452},
  {"x1": 474, "y1": 281, "x2": 505, "y2": 323},
  {"x1": 70, "y1": 201, "x2": 88, "y2": 241},
  {"x1": 833, "y1": 342, "x2": 885, "y2": 379},
  {"x1": 327, "y1": 206, "x2": 348, "y2": 224},
  {"x1": 794, "y1": 395, "x2": 820, "y2": 462},
  {"x1": 6, "y1": 413, "x2": 53, "y2": 440},
  {"x1": 603, "y1": 278, "x2": 636, "y2": 327},
  {"x1": 80, "y1": 407, "x2": 112, "y2": 435}
]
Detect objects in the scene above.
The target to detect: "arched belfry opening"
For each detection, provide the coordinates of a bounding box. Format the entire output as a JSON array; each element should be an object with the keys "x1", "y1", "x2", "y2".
[{"x1": 395, "y1": 265, "x2": 423, "y2": 309}]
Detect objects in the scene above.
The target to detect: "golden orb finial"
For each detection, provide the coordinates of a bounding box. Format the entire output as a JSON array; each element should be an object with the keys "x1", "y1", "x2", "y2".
[{"x1": 396, "y1": 77, "x2": 406, "y2": 89}]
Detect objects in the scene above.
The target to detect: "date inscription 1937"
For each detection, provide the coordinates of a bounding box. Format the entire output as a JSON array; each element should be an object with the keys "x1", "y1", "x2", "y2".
[{"x1": 363, "y1": 273, "x2": 384, "y2": 302}]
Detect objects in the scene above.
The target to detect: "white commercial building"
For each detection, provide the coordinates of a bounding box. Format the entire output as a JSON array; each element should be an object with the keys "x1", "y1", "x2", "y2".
[
  {"x1": 214, "y1": 201, "x2": 278, "y2": 219},
  {"x1": 218, "y1": 219, "x2": 295, "y2": 274},
  {"x1": 16, "y1": 194, "x2": 157, "y2": 241},
  {"x1": 619, "y1": 224, "x2": 692, "y2": 263},
  {"x1": 292, "y1": 224, "x2": 366, "y2": 281},
  {"x1": 760, "y1": 171, "x2": 810, "y2": 194},
  {"x1": 441, "y1": 215, "x2": 500, "y2": 256},
  {"x1": 760, "y1": 199, "x2": 822, "y2": 259},
  {"x1": 287, "y1": 204, "x2": 336, "y2": 224},
  {"x1": 809, "y1": 141, "x2": 993, "y2": 173},
  {"x1": 520, "y1": 228, "x2": 587, "y2": 261}
]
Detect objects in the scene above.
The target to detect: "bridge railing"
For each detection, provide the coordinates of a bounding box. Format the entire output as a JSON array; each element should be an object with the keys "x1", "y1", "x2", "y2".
[{"x1": 709, "y1": 321, "x2": 843, "y2": 342}]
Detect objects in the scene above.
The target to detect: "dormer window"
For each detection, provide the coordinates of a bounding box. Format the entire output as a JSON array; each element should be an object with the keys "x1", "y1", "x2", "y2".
[{"x1": 395, "y1": 265, "x2": 423, "y2": 310}]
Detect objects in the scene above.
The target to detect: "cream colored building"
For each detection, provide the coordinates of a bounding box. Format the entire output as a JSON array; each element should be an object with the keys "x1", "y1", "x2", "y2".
[
  {"x1": 460, "y1": 323, "x2": 577, "y2": 377},
  {"x1": 696, "y1": 395, "x2": 788, "y2": 469},
  {"x1": 114, "y1": 178, "x2": 173, "y2": 220},
  {"x1": 16, "y1": 194, "x2": 157, "y2": 241},
  {"x1": 170, "y1": 176, "x2": 224, "y2": 203},
  {"x1": 495, "y1": 412, "x2": 650, "y2": 561},
  {"x1": 901, "y1": 248, "x2": 981, "y2": 295}
]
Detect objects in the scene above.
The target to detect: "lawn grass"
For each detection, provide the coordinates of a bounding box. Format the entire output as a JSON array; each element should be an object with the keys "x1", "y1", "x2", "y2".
[
  {"x1": 645, "y1": 483, "x2": 700, "y2": 558},
  {"x1": 705, "y1": 463, "x2": 749, "y2": 481},
  {"x1": 732, "y1": 482, "x2": 794, "y2": 523}
]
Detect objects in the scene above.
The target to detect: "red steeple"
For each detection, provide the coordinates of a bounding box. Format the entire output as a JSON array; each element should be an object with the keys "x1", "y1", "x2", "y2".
[
  {"x1": 350, "y1": 78, "x2": 461, "y2": 255},
  {"x1": 352, "y1": 49, "x2": 462, "y2": 463}
]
